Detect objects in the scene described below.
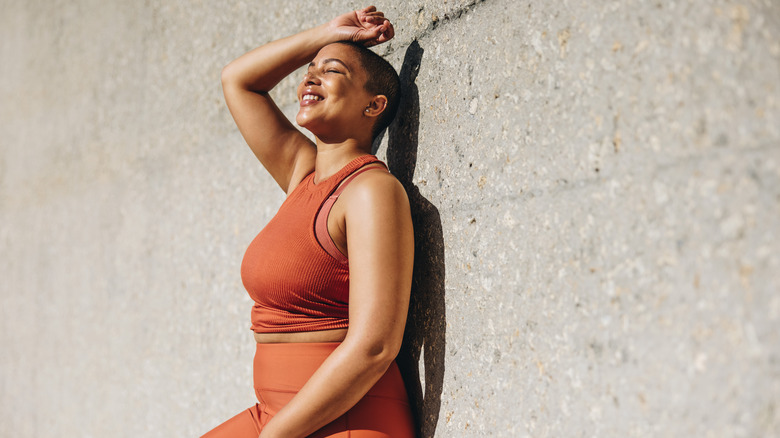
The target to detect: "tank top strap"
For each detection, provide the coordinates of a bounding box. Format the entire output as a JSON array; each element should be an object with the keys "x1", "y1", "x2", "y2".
[
  {"x1": 331, "y1": 161, "x2": 388, "y2": 197},
  {"x1": 314, "y1": 158, "x2": 389, "y2": 264}
]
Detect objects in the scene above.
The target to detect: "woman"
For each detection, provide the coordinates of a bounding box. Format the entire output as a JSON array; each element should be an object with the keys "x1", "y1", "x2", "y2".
[{"x1": 203, "y1": 6, "x2": 415, "y2": 438}]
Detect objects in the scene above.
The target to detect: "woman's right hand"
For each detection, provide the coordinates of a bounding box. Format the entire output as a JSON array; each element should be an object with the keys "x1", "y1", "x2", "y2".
[{"x1": 327, "y1": 6, "x2": 395, "y2": 47}]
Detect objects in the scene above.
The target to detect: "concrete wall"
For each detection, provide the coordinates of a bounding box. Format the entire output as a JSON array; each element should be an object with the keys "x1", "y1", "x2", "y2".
[{"x1": 2, "y1": 0, "x2": 778, "y2": 436}]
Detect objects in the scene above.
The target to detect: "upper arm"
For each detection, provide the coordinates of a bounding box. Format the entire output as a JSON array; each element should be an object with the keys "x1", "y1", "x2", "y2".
[
  {"x1": 342, "y1": 174, "x2": 414, "y2": 357},
  {"x1": 221, "y1": 70, "x2": 315, "y2": 193}
]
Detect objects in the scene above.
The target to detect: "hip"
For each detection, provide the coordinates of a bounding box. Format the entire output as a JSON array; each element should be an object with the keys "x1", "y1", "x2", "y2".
[{"x1": 252, "y1": 342, "x2": 415, "y2": 437}]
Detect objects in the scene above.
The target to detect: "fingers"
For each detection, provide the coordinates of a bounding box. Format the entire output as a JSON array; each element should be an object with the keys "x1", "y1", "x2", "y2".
[
  {"x1": 369, "y1": 20, "x2": 393, "y2": 43},
  {"x1": 362, "y1": 23, "x2": 393, "y2": 46},
  {"x1": 380, "y1": 20, "x2": 394, "y2": 41},
  {"x1": 372, "y1": 19, "x2": 395, "y2": 44},
  {"x1": 353, "y1": 6, "x2": 394, "y2": 46},
  {"x1": 361, "y1": 12, "x2": 385, "y2": 25},
  {"x1": 362, "y1": 15, "x2": 384, "y2": 25},
  {"x1": 359, "y1": 5, "x2": 384, "y2": 19}
]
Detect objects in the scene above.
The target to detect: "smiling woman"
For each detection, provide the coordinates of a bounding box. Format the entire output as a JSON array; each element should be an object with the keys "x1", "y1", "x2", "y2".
[
  {"x1": 295, "y1": 44, "x2": 383, "y2": 145},
  {"x1": 203, "y1": 6, "x2": 415, "y2": 438},
  {"x1": 298, "y1": 42, "x2": 401, "y2": 145}
]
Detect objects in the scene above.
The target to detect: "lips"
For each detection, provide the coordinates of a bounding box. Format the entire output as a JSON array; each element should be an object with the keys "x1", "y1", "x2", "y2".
[{"x1": 300, "y1": 89, "x2": 324, "y2": 106}]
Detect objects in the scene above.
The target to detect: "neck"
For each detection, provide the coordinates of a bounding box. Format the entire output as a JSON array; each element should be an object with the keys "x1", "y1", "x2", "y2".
[{"x1": 313, "y1": 138, "x2": 371, "y2": 184}]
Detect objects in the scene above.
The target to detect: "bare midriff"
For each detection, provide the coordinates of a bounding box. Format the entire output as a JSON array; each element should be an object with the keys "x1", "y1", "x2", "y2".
[{"x1": 254, "y1": 328, "x2": 348, "y2": 344}]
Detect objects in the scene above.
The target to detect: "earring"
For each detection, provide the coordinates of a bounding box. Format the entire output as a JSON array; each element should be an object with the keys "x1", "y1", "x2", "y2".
[{"x1": 364, "y1": 108, "x2": 370, "y2": 113}]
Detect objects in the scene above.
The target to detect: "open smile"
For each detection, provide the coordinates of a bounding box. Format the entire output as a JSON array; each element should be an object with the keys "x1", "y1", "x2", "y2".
[
  {"x1": 302, "y1": 94, "x2": 323, "y2": 102},
  {"x1": 300, "y1": 89, "x2": 325, "y2": 106}
]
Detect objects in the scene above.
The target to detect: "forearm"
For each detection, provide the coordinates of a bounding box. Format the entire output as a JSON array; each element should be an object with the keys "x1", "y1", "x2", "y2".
[
  {"x1": 259, "y1": 339, "x2": 398, "y2": 437},
  {"x1": 221, "y1": 22, "x2": 339, "y2": 92}
]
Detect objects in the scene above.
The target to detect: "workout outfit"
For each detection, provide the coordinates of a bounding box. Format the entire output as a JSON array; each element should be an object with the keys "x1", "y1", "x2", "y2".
[{"x1": 202, "y1": 155, "x2": 415, "y2": 437}]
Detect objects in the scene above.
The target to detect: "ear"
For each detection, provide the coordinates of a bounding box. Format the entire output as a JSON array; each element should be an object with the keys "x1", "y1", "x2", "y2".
[{"x1": 363, "y1": 95, "x2": 388, "y2": 118}]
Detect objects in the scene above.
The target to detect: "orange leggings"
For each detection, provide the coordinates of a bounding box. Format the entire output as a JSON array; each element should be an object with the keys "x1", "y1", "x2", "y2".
[{"x1": 201, "y1": 342, "x2": 415, "y2": 437}]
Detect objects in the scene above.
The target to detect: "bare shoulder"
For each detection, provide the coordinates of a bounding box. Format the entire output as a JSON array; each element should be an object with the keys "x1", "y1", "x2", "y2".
[
  {"x1": 341, "y1": 167, "x2": 414, "y2": 262},
  {"x1": 341, "y1": 168, "x2": 410, "y2": 216}
]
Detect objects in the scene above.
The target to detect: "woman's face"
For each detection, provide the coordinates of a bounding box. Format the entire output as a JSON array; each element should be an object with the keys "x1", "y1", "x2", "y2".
[{"x1": 295, "y1": 43, "x2": 373, "y2": 139}]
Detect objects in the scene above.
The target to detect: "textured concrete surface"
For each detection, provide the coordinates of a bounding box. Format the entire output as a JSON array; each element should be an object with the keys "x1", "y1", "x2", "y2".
[{"x1": 2, "y1": 0, "x2": 779, "y2": 437}]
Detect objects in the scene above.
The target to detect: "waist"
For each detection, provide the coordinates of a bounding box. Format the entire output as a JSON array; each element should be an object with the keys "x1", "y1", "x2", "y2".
[
  {"x1": 253, "y1": 328, "x2": 348, "y2": 344},
  {"x1": 253, "y1": 342, "x2": 409, "y2": 410}
]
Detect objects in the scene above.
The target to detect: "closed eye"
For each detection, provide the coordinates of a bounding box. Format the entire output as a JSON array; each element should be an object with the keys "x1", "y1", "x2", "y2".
[{"x1": 309, "y1": 58, "x2": 351, "y2": 74}]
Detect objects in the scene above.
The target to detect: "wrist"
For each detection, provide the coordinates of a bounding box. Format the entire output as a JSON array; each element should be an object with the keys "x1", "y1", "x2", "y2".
[
  {"x1": 309, "y1": 21, "x2": 342, "y2": 46},
  {"x1": 258, "y1": 416, "x2": 287, "y2": 438}
]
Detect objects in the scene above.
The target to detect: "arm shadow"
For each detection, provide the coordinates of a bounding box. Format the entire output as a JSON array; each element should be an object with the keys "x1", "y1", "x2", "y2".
[{"x1": 379, "y1": 40, "x2": 447, "y2": 438}]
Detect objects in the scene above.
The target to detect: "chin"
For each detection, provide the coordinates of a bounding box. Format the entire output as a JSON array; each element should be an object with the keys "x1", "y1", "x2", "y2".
[
  {"x1": 296, "y1": 112, "x2": 312, "y2": 128},
  {"x1": 296, "y1": 116, "x2": 322, "y2": 137}
]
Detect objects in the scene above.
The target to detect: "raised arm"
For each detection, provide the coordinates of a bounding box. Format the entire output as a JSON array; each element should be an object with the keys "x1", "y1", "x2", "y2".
[
  {"x1": 258, "y1": 171, "x2": 414, "y2": 437},
  {"x1": 220, "y1": 7, "x2": 394, "y2": 193}
]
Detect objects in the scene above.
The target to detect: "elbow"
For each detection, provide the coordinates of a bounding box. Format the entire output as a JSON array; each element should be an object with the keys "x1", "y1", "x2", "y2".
[
  {"x1": 221, "y1": 62, "x2": 250, "y2": 96},
  {"x1": 349, "y1": 337, "x2": 402, "y2": 373},
  {"x1": 221, "y1": 62, "x2": 262, "y2": 94},
  {"x1": 367, "y1": 348, "x2": 399, "y2": 375},
  {"x1": 373, "y1": 342, "x2": 402, "y2": 368},
  {"x1": 221, "y1": 62, "x2": 237, "y2": 87}
]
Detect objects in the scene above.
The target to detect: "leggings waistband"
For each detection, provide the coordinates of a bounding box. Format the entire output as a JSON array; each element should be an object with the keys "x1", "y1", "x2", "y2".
[{"x1": 253, "y1": 342, "x2": 409, "y2": 417}]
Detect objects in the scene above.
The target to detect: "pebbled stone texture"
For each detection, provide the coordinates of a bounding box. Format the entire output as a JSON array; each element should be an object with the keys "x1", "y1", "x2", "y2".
[{"x1": 1, "y1": 1, "x2": 778, "y2": 437}]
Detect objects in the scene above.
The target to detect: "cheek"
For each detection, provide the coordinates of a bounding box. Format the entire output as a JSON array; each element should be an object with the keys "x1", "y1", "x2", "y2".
[
  {"x1": 333, "y1": 85, "x2": 368, "y2": 112},
  {"x1": 295, "y1": 83, "x2": 303, "y2": 101}
]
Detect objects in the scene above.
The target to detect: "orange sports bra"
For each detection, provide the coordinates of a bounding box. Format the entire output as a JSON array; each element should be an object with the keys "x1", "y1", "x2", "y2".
[{"x1": 240, "y1": 154, "x2": 388, "y2": 333}]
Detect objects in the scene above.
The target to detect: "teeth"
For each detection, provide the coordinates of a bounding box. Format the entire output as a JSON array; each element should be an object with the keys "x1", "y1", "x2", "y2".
[{"x1": 303, "y1": 94, "x2": 323, "y2": 101}]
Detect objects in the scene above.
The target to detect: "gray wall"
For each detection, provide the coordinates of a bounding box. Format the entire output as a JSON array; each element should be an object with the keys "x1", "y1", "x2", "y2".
[{"x1": 2, "y1": 0, "x2": 779, "y2": 436}]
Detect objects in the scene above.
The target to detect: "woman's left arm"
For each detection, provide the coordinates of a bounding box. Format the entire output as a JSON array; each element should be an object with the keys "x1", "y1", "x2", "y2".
[{"x1": 259, "y1": 172, "x2": 414, "y2": 438}]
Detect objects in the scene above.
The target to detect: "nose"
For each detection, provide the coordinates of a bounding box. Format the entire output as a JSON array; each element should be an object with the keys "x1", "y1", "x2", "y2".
[{"x1": 304, "y1": 71, "x2": 320, "y2": 85}]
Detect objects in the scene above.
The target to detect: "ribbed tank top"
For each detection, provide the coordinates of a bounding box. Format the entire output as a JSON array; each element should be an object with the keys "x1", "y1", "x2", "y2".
[{"x1": 241, "y1": 154, "x2": 386, "y2": 333}]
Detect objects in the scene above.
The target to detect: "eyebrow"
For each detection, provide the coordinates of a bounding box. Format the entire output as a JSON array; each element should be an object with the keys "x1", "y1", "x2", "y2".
[{"x1": 308, "y1": 58, "x2": 351, "y2": 71}]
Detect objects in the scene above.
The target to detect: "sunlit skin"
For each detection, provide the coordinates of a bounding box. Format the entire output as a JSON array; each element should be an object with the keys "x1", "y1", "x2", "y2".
[
  {"x1": 296, "y1": 43, "x2": 386, "y2": 147},
  {"x1": 220, "y1": 6, "x2": 412, "y2": 437}
]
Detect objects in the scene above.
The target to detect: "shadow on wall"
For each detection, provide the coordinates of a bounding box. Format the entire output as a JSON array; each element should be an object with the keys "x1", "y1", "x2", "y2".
[{"x1": 382, "y1": 40, "x2": 447, "y2": 438}]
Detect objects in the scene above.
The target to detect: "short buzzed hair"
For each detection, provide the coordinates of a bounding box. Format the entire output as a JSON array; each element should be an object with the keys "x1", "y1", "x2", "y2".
[{"x1": 336, "y1": 41, "x2": 400, "y2": 140}]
